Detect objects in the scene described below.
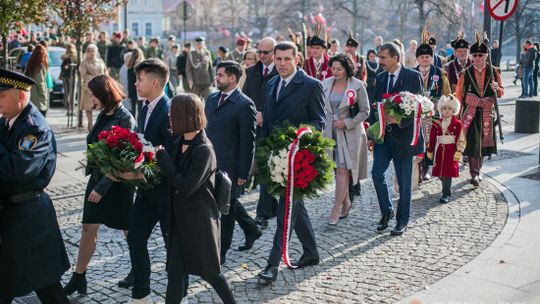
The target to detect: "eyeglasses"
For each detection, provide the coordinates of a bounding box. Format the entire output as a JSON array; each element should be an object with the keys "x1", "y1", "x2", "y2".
[
  {"x1": 257, "y1": 49, "x2": 273, "y2": 55},
  {"x1": 471, "y1": 54, "x2": 485, "y2": 57}
]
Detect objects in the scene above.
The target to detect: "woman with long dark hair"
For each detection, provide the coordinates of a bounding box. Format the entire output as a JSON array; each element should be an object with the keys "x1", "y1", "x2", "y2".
[
  {"x1": 63, "y1": 75, "x2": 136, "y2": 296},
  {"x1": 155, "y1": 94, "x2": 236, "y2": 304},
  {"x1": 126, "y1": 47, "x2": 145, "y2": 117},
  {"x1": 25, "y1": 44, "x2": 49, "y2": 116}
]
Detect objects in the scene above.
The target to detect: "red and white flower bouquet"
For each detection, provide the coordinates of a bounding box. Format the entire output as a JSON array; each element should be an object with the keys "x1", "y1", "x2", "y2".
[{"x1": 86, "y1": 125, "x2": 160, "y2": 189}]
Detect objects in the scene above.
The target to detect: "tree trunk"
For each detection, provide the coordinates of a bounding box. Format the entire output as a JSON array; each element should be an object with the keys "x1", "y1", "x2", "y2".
[{"x1": 76, "y1": 40, "x2": 83, "y2": 128}]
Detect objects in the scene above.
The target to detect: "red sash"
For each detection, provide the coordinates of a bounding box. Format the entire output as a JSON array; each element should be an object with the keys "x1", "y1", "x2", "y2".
[{"x1": 462, "y1": 93, "x2": 495, "y2": 148}]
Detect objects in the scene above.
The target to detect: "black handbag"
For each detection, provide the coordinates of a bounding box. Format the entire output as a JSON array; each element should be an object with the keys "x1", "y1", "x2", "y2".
[{"x1": 213, "y1": 170, "x2": 231, "y2": 215}]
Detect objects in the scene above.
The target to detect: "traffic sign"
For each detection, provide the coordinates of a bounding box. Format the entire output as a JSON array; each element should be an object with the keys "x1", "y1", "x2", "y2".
[
  {"x1": 488, "y1": 0, "x2": 518, "y2": 21},
  {"x1": 176, "y1": 1, "x2": 195, "y2": 21}
]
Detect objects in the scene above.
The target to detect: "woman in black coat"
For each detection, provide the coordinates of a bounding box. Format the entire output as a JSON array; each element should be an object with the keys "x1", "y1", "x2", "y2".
[
  {"x1": 155, "y1": 93, "x2": 236, "y2": 304},
  {"x1": 63, "y1": 75, "x2": 137, "y2": 296},
  {"x1": 365, "y1": 49, "x2": 383, "y2": 103}
]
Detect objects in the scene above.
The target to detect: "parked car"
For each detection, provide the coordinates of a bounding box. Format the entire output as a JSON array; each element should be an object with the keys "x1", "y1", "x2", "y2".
[{"x1": 10, "y1": 46, "x2": 66, "y2": 105}]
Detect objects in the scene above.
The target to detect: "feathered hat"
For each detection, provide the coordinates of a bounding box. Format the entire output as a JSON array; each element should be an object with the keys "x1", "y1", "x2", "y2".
[
  {"x1": 345, "y1": 31, "x2": 359, "y2": 48},
  {"x1": 437, "y1": 94, "x2": 461, "y2": 116},
  {"x1": 469, "y1": 30, "x2": 488, "y2": 54},
  {"x1": 451, "y1": 27, "x2": 469, "y2": 49},
  {"x1": 416, "y1": 28, "x2": 434, "y2": 57},
  {"x1": 309, "y1": 20, "x2": 328, "y2": 48}
]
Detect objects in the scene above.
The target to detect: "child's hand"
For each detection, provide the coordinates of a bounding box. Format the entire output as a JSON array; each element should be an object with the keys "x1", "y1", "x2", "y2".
[{"x1": 453, "y1": 151, "x2": 462, "y2": 161}]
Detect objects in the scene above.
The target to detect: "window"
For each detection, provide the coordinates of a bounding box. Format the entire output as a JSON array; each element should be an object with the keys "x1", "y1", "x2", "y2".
[
  {"x1": 113, "y1": 23, "x2": 119, "y2": 32},
  {"x1": 132, "y1": 23, "x2": 139, "y2": 37},
  {"x1": 145, "y1": 22, "x2": 152, "y2": 37}
]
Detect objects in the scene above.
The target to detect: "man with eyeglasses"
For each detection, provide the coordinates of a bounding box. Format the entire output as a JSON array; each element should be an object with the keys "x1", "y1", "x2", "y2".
[
  {"x1": 444, "y1": 35, "x2": 470, "y2": 93},
  {"x1": 455, "y1": 36, "x2": 504, "y2": 187},
  {"x1": 367, "y1": 42, "x2": 423, "y2": 236},
  {"x1": 243, "y1": 37, "x2": 279, "y2": 228}
]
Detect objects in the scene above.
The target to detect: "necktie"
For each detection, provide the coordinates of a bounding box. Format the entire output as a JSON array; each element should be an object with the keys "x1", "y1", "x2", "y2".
[
  {"x1": 277, "y1": 80, "x2": 287, "y2": 100},
  {"x1": 387, "y1": 74, "x2": 395, "y2": 93},
  {"x1": 263, "y1": 67, "x2": 269, "y2": 78},
  {"x1": 218, "y1": 93, "x2": 228, "y2": 107},
  {"x1": 140, "y1": 100, "x2": 150, "y2": 132}
]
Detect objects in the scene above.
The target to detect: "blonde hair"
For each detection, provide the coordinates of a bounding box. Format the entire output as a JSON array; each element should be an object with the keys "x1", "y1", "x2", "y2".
[{"x1": 62, "y1": 43, "x2": 78, "y2": 61}]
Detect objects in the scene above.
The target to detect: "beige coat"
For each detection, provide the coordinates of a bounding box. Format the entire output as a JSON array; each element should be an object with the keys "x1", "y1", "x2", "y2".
[
  {"x1": 29, "y1": 66, "x2": 48, "y2": 112},
  {"x1": 79, "y1": 58, "x2": 107, "y2": 111},
  {"x1": 322, "y1": 76, "x2": 370, "y2": 181}
]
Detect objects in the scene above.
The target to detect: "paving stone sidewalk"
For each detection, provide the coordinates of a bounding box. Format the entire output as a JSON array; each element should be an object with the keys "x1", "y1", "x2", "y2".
[{"x1": 16, "y1": 169, "x2": 507, "y2": 304}]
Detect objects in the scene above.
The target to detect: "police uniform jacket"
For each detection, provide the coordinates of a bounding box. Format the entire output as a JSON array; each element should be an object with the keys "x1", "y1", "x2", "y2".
[{"x1": 0, "y1": 102, "x2": 70, "y2": 297}]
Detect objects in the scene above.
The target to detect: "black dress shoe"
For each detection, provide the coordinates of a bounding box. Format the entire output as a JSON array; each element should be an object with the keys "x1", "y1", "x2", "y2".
[
  {"x1": 118, "y1": 270, "x2": 134, "y2": 288},
  {"x1": 257, "y1": 264, "x2": 278, "y2": 284},
  {"x1": 390, "y1": 224, "x2": 408, "y2": 236},
  {"x1": 63, "y1": 272, "x2": 87, "y2": 295},
  {"x1": 439, "y1": 195, "x2": 450, "y2": 204},
  {"x1": 220, "y1": 254, "x2": 226, "y2": 265},
  {"x1": 470, "y1": 177, "x2": 480, "y2": 187},
  {"x1": 255, "y1": 216, "x2": 268, "y2": 228},
  {"x1": 238, "y1": 229, "x2": 262, "y2": 251},
  {"x1": 376, "y1": 209, "x2": 395, "y2": 231},
  {"x1": 292, "y1": 255, "x2": 320, "y2": 268}
]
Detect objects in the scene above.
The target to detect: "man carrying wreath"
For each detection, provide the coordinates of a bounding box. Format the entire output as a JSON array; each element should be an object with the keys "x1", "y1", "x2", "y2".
[
  {"x1": 368, "y1": 43, "x2": 423, "y2": 236},
  {"x1": 257, "y1": 42, "x2": 326, "y2": 285}
]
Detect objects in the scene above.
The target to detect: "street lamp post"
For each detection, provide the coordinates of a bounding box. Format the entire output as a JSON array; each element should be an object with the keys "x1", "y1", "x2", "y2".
[{"x1": 123, "y1": 0, "x2": 129, "y2": 32}]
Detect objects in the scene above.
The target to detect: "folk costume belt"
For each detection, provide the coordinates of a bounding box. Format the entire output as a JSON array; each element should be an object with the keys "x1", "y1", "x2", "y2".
[
  {"x1": 433, "y1": 135, "x2": 456, "y2": 168},
  {"x1": 0, "y1": 190, "x2": 43, "y2": 205},
  {"x1": 462, "y1": 93, "x2": 495, "y2": 148}
]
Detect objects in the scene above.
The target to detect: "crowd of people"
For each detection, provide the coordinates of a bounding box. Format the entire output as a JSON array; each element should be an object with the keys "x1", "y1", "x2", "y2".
[{"x1": 0, "y1": 23, "x2": 516, "y2": 304}]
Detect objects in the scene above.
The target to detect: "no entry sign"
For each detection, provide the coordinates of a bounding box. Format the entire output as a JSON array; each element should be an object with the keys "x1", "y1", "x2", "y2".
[{"x1": 488, "y1": 0, "x2": 519, "y2": 21}]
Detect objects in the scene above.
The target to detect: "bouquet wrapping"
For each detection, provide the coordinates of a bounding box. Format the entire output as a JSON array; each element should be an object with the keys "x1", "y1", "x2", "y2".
[
  {"x1": 366, "y1": 91, "x2": 434, "y2": 145},
  {"x1": 86, "y1": 126, "x2": 160, "y2": 189}
]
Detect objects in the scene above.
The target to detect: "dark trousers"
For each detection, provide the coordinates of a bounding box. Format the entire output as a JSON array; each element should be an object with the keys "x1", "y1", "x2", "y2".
[
  {"x1": 166, "y1": 272, "x2": 235, "y2": 304},
  {"x1": 256, "y1": 184, "x2": 278, "y2": 219},
  {"x1": 468, "y1": 156, "x2": 484, "y2": 178},
  {"x1": 441, "y1": 177, "x2": 452, "y2": 196},
  {"x1": 127, "y1": 191, "x2": 169, "y2": 299},
  {"x1": 533, "y1": 66, "x2": 539, "y2": 96},
  {"x1": 1, "y1": 282, "x2": 69, "y2": 304},
  {"x1": 371, "y1": 141, "x2": 414, "y2": 226},
  {"x1": 221, "y1": 185, "x2": 259, "y2": 257},
  {"x1": 267, "y1": 197, "x2": 318, "y2": 266}
]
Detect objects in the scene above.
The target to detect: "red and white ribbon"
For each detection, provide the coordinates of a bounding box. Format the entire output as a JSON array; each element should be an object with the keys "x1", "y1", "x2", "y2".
[
  {"x1": 282, "y1": 127, "x2": 313, "y2": 269},
  {"x1": 346, "y1": 89, "x2": 356, "y2": 106},
  {"x1": 410, "y1": 101, "x2": 423, "y2": 146},
  {"x1": 377, "y1": 102, "x2": 385, "y2": 139}
]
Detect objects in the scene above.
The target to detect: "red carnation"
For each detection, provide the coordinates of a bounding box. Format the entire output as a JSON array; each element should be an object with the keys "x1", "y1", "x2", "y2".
[
  {"x1": 382, "y1": 93, "x2": 391, "y2": 99},
  {"x1": 133, "y1": 141, "x2": 143, "y2": 153},
  {"x1": 106, "y1": 135, "x2": 119, "y2": 148},
  {"x1": 98, "y1": 130, "x2": 110, "y2": 141},
  {"x1": 393, "y1": 95, "x2": 402, "y2": 104},
  {"x1": 144, "y1": 151, "x2": 154, "y2": 162}
]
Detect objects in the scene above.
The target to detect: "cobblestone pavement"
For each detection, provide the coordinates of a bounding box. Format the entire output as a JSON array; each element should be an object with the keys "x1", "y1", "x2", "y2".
[{"x1": 15, "y1": 169, "x2": 507, "y2": 304}]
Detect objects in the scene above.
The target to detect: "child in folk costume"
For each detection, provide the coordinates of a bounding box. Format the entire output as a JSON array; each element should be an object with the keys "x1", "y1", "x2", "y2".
[{"x1": 427, "y1": 95, "x2": 466, "y2": 204}]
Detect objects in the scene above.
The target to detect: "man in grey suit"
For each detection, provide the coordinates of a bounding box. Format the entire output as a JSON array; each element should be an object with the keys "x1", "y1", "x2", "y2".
[
  {"x1": 257, "y1": 42, "x2": 326, "y2": 285},
  {"x1": 205, "y1": 61, "x2": 262, "y2": 264}
]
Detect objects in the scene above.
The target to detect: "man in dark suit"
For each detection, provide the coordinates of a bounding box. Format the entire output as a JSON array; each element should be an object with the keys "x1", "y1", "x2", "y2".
[
  {"x1": 205, "y1": 61, "x2": 262, "y2": 262},
  {"x1": 119, "y1": 59, "x2": 179, "y2": 304},
  {"x1": 368, "y1": 43, "x2": 424, "y2": 237},
  {"x1": 242, "y1": 37, "x2": 279, "y2": 228},
  {"x1": 257, "y1": 42, "x2": 326, "y2": 285}
]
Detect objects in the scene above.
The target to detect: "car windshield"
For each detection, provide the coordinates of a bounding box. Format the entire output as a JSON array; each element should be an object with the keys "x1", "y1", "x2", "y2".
[{"x1": 49, "y1": 50, "x2": 64, "y2": 66}]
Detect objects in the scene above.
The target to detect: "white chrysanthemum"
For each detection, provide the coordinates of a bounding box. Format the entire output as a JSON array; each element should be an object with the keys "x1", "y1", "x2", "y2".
[{"x1": 268, "y1": 147, "x2": 289, "y2": 186}]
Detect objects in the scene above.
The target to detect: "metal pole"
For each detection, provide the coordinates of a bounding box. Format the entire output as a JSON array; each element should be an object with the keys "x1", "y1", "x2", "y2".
[
  {"x1": 483, "y1": 0, "x2": 491, "y2": 41},
  {"x1": 183, "y1": 1, "x2": 187, "y2": 44},
  {"x1": 124, "y1": 3, "x2": 128, "y2": 32},
  {"x1": 497, "y1": 21, "x2": 504, "y2": 67}
]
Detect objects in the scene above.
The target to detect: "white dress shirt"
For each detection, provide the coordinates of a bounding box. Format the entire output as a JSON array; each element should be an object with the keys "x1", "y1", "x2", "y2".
[
  {"x1": 262, "y1": 63, "x2": 275, "y2": 77},
  {"x1": 144, "y1": 92, "x2": 165, "y2": 131},
  {"x1": 387, "y1": 65, "x2": 402, "y2": 92},
  {"x1": 276, "y1": 68, "x2": 298, "y2": 98},
  {"x1": 218, "y1": 87, "x2": 238, "y2": 105}
]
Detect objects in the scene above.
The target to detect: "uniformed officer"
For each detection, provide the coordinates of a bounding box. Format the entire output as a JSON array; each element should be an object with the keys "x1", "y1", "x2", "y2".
[
  {"x1": 0, "y1": 68, "x2": 70, "y2": 304},
  {"x1": 185, "y1": 36, "x2": 214, "y2": 101}
]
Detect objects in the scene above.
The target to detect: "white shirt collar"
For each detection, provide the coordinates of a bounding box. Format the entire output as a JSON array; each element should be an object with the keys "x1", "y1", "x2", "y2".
[
  {"x1": 147, "y1": 92, "x2": 165, "y2": 112},
  {"x1": 263, "y1": 63, "x2": 274, "y2": 73},
  {"x1": 221, "y1": 87, "x2": 237, "y2": 99},
  {"x1": 389, "y1": 65, "x2": 402, "y2": 79},
  {"x1": 314, "y1": 56, "x2": 324, "y2": 66},
  {"x1": 280, "y1": 68, "x2": 298, "y2": 86},
  {"x1": 7, "y1": 113, "x2": 20, "y2": 130}
]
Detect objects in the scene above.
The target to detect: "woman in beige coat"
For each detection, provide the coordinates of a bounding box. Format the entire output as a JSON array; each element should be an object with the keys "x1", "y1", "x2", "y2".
[
  {"x1": 80, "y1": 44, "x2": 107, "y2": 131},
  {"x1": 322, "y1": 53, "x2": 370, "y2": 225}
]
